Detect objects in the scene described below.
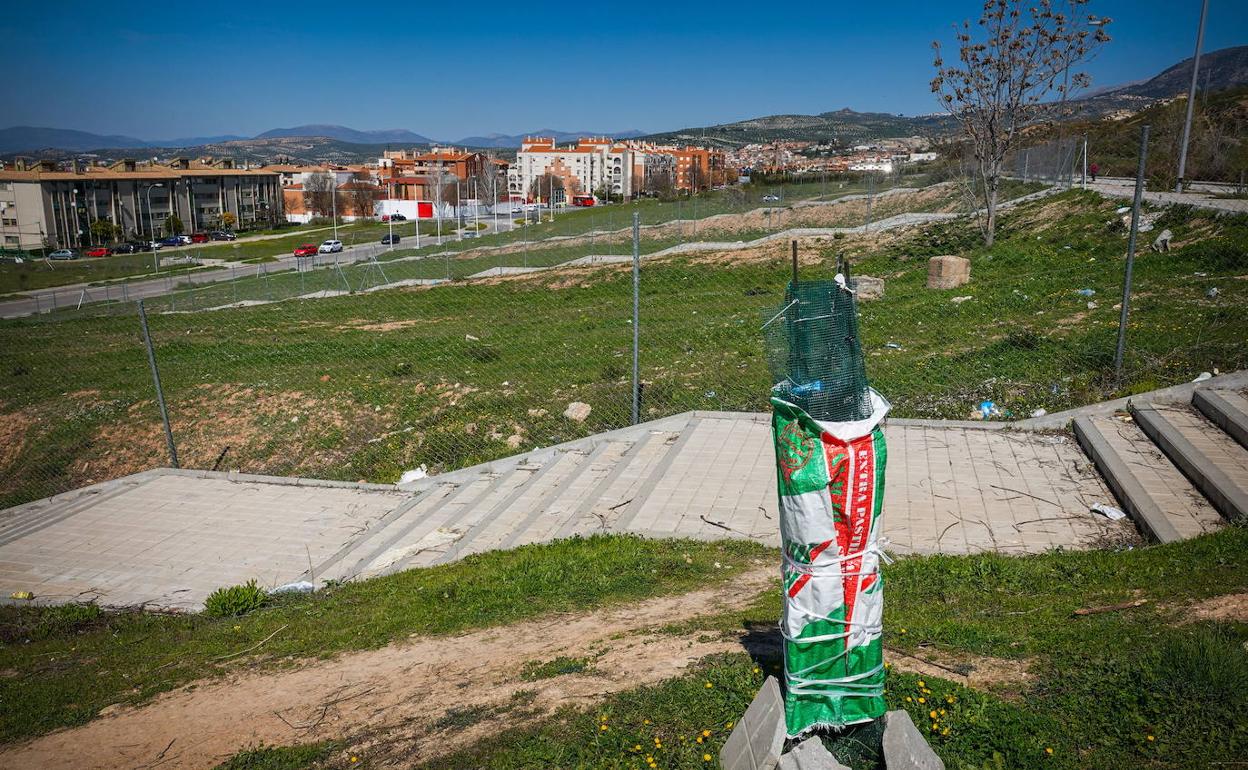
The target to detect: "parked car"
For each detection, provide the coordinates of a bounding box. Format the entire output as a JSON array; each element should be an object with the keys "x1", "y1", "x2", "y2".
[
  {"x1": 177, "y1": 234, "x2": 192, "y2": 245},
  {"x1": 318, "y1": 240, "x2": 343, "y2": 254},
  {"x1": 111, "y1": 243, "x2": 141, "y2": 254},
  {"x1": 389, "y1": 213, "x2": 407, "y2": 221},
  {"x1": 762, "y1": 194, "x2": 780, "y2": 202},
  {"x1": 147, "y1": 241, "x2": 165, "y2": 250},
  {"x1": 380, "y1": 233, "x2": 401, "y2": 244},
  {"x1": 461, "y1": 230, "x2": 478, "y2": 238},
  {"x1": 293, "y1": 243, "x2": 318, "y2": 257},
  {"x1": 49, "y1": 249, "x2": 78, "y2": 260},
  {"x1": 85, "y1": 247, "x2": 112, "y2": 258},
  {"x1": 209, "y1": 231, "x2": 237, "y2": 241},
  {"x1": 190, "y1": 232, "x2": 210, "y2": 244},
  {"x1": 159, "y1": 236, "x2": 183, "y2": 247}
]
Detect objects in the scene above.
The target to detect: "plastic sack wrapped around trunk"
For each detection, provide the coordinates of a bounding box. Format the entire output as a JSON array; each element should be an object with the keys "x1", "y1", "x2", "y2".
[{"x1": 764, "y1": 274, "x2": 889, "y2": 738}]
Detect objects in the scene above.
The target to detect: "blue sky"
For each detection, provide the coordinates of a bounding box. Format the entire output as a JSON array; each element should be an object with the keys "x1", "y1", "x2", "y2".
[{"x1": 3, "y1": 0, "x2": 1244, "y2": 142}]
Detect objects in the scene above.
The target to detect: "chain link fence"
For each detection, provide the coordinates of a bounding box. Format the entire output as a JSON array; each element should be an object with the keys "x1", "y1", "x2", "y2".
[{"x1": 3, "y1": 178, "x2": 1244, "y2": 511}]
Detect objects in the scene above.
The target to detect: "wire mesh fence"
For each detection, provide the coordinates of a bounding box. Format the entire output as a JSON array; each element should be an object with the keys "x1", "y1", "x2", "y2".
[{"x1": 3, "y1": 179, "x2": 1244, "y2": 511}]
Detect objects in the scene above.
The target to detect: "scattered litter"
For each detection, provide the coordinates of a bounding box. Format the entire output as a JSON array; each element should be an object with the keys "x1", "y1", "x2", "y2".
[
  {"x1": 1031, "y1": 408, "x2": 1048, "y2": 418},
  {"x1": 884, "y1": 342, "x2": 902, "y2": 349},
  {"x1": 9, "y1": 591, "x2": 33, "y2": 601},
  {"x1": 704, "y1": 390, "x2": 717, "y2": 398},
  {"x1": 1076, "y1": 288, "x2": 1096, "y2": 297},
  {"x1": 1115, "y1": 206, "x2": 1130, "y2": 214},
  {"x1": 465, "y1": 334, "x2": 479, "y2": 341},
  {"x1": 1091, "y1": 503, "x2": 1127, "y2": 521},
  {"x1": 978, "y1": 400, "x2": 1002, "y2": 419},
  {"x1": 1063, "y1": 245, "x2": 1072, "y2": 250},
  {"x1": 1087, "y1": 301, "x2": 1098, "y2": 310},
  {"x1": 1206, "y1": 287, "x2": 1220, "y2": 299},
  {"x1": 290, "y1": 416, "x2": 299, "y2": 423},
  {"x1": 1194, "y1": 271, "x2": 1208, "y2": 277},
  {"x1": 399, "y1": 464, "x2": 429, "y2": 484},
  {"x1": 950, "y1": 295, "x2": 973, "y2": 304},
  {"x1": 272, "y1": 581, "x2": 315, "y2": 595},
  {"x1": 1192, "y1": 372, "x2": 1213, "y2": 383}
]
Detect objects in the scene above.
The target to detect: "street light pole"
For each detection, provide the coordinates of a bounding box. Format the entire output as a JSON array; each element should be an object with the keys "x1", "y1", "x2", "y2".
[
  {"x1": 1175, "y1": 0, "x2": 1209, "y2": 192},
  {"x1": 145, "y1": 182, "x2": 164, "y2": 273},
  {"x1": 331, "y1": 176, "x2": 339, "y2": 241}
]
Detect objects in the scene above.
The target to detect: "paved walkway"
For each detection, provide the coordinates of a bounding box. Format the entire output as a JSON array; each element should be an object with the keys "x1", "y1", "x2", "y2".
[
  {"x1": 0, "y1": 412, "x2": 1130, "y2": 610},
  {"x1": 1085, "y1": 179, "x2": 1248, "y2": 214}
]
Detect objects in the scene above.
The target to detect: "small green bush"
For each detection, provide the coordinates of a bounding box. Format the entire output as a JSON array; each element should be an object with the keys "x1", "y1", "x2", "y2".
[{"x1": 203, "y1": 580, "x2": 267, "y2": 618}]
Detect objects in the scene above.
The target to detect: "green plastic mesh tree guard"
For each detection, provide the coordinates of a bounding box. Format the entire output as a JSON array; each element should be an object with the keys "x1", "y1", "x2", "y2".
[
  {"x1": 763, "y1": 278, "x2": 872, "y2": 423},
  {"x1": 764, "y1": 275, "x2": 890, "y2": 739}
]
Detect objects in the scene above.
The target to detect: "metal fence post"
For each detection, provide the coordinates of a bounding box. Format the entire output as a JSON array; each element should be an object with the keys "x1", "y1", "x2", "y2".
[
  {"x1": 631, "y1": 211, "x2": 640, "y2": 426},
  {"x1": 1114, "y1": 124, "x2": 1150, "y2": 377},
  {"x1": 137, "y1": 299, "x2": 179, "y2": 468}
]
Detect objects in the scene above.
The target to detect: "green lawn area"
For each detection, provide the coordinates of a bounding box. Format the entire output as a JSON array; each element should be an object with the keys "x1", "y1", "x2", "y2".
[
  {"x1": 0, "y1": 535, "x2": 768, "y2": 745},
  {"x1": 411, "y1": 527, "x2": 1248, "y2": 770},
  {"x1": 1, "y1": 189, "x2": 1244, "y2": 510},
  {"x1": 195, "y1": 527, "x2": 1248, "y2": 770}
]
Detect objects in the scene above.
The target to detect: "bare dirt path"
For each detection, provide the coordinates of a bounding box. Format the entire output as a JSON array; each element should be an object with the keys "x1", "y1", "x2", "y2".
[{"x1": 1, "y1": 565, "x2": 776, "y2": 770}]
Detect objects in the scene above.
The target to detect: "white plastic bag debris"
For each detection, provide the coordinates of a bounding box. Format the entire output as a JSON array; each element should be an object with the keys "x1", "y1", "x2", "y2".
[
  {"x1": 399, "y1": 464, "x2": 429, "y2": 484},
  {"x1": 1091, "y1": 504, "x2": 1127, "y2": 521},
  {"x1": 1031, "y1": 408, "x2": 1048, "y2": 418},
  {"x1": 272, "y1": 581, "x2": 315, "y2": 594},
  {"x1": 1192, "y1": 372, "x2": 1213, "y2": 383}
]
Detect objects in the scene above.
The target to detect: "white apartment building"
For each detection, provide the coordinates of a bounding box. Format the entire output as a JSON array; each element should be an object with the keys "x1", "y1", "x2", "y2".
[{"x1": 508, "y1": 137, "x2": 625, "y2": 202}]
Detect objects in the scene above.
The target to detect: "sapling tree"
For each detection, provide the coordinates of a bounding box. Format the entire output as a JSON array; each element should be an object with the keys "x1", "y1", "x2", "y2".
[{"x1": 931, "y1": 0, "x2": 1110, "y2": 245}]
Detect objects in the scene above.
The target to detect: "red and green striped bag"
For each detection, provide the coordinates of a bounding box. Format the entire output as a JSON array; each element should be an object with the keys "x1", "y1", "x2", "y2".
[{"x1": 771, "y1": 390, "x2": 890, "y2": 738}]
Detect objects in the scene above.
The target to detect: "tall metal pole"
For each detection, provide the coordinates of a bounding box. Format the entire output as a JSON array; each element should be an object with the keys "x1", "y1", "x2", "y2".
[
  {"x1": 1082, "y1": 135, "x2": 1088, "y2": 188},
  {"x1": 1175, "y1": 0, "x2": 1209, "y2": 192},
  {"x1": 137, "y1": 299, "x2": 179, "y2": 468},
  {"x1": 631, "y1": 211, "x2": 640, "y2": 425},
  {"x1": 1114, "y1": 124, "x2": 1150, "y2": 376},
  {"x1": 331, "y1": 176, "x2": 339, "y2": 242}
]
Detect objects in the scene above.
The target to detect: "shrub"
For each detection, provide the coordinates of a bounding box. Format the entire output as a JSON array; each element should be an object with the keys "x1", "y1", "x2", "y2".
[{"x1": 203, "y1": 579, "x2": 267, "y2": 617}]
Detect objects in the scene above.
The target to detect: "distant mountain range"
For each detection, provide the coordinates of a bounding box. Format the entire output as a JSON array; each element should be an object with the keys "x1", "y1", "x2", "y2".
[
  {"x1": 3, "y1": 46, "x2": 1244, "y2": 159},
  {"x1": 639, "y1": 45, "x2": 1248, "y2": 149},
  {"x1": 0, "y1": 123, "x2": 645, "y2": 155}
]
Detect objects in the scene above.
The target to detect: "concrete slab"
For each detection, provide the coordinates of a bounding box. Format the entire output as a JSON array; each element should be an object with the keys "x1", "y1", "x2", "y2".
[{"x1": 720, "y1": 676, "x2": 785, "y2": 770}]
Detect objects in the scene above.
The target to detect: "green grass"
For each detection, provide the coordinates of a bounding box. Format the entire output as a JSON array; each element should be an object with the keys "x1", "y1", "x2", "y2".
[
  {"x1": 416, "y1": 526, "x2": 1248, "y2": 770},
  {"x1": 2, "y1": 189, "x2": 1244, "y2": 510},
  {"x1": 521, "y1": 655, "x2": 598, "y2": 681},
  {"x1": 214, "y1": 741, "x2": 341, "y2": 770},
  {"x1": 0, "y1": 534, "x2": 768, "y2": 745}
]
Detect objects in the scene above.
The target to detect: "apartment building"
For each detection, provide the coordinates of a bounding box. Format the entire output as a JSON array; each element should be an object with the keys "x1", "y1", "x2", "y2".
[
  {"x1": 380, "y1": 148, "x2": 488, "y2": 182},
  {"x1": 0, "y1": 158, "x2": 283, "y2": 251},
  {"x1": 508, "y1": 137, "x2": 726, "y2": 203}
]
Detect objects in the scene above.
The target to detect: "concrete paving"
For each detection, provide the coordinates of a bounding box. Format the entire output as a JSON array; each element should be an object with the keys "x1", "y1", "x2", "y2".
[{"x1": 0, "y1": 411, "x2": 1131, "y2": 611}]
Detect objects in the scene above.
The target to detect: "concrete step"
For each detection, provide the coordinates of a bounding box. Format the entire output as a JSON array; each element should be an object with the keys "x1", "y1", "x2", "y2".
[
  {"x1": 1073, "y1": 415, "x2": 1223, "y2": 542},
  {"x1": 1193, "y1": 389, "x2": 1248, "y2": 449},
  {"x1": 1130, "y1": 402, "x2": 1248, "y2": 524}
]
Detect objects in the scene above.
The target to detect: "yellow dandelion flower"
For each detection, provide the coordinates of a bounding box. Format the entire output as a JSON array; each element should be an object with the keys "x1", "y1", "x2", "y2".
[
  {"x1": 905, "y1": 696, "x2": 913, "y2": 703},
  {"x1": 725, "y1": 722, "x2": 733, "y2": 729},
  {"x1": 600, "y1": 725, "x2": 609, "y2": 731},
  {"x1": 946, "y1": 696, "x2": 956, "y2": 704},
  {"x1": 918, "y1": 680, "x2": 925, "y2": 687},
  {"x1": 644, "y1": 719, "x2": 651, "y2": 725},
  {"x1": 752, "y1": 667, "x2": 760, "y2": 674},
  {"x1": 633, "y1": 745, "x2": 642, "y2": 751},
  {"x1": 941, "y1": 728, "x2": 950, "y2": 736},
  {"x1": 1045, "y1": 747, "x2": 1054, "y2": 755},
  {"x1": 702, "y1": 730, "x2": 712, "y2": 737},
  {"x1": 697, "y1": 737, "x2": 704, "y2": 744},
  {"x1": 929, "y1": 710, "x2": 937, "y2": 719},
  {"x1": 1147, "y1": 735, "x2": 1155, "y2": 742},
  {"x1": 703, "y1": 754, "x2": 713, "y2": 762},
  {"x1": 705, "y1": 682, "x2": 714, "y2": 689},
  {"x1": 930, "y1": 723, "x2": 938, "y2": 731},
  {"x1": 918, "y1": 697, "x2": 926, "y2": 704}
]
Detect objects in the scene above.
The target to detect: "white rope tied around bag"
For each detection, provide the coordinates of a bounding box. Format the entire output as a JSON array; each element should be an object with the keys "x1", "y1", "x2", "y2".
[{"x1": 779, "y1": 538, "x2": 893, "y2": 699}]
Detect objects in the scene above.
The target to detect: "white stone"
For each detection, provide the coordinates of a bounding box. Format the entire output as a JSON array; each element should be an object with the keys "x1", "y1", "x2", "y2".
[
  {"x1": 882, "y1": 710, "x2": 945, "y2": 770},
  {"x1": 778, "y1": 737, "x2": 850, "y2": 770},
  {"x1": 720, "y1": 676, "x2": 785, "y2": 770},
  {"x1": 563, "y1": 401, "x2": 592, "y2": 422}
]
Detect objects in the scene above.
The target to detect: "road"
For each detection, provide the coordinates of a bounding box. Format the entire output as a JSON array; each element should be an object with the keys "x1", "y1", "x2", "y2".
[{"x1": 1084, "y1": 179, "x2": 1248, "y2": 214}]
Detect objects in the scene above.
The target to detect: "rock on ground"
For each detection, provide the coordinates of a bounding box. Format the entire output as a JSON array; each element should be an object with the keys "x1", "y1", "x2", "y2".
[
  {"x1": 926, "y1": 255, "x2": 970, "y2": 289},
  {"x1": 882, "y1": 710, "x2": 945, "y2": 770},
  {"x1": 720, "y1": 676, "x2": 785, "y2": 770},
  {"x1": 778, "y1": 737, "x2": 850, "y2": 770},
  {"x1": 853, "y1": 276, "x2": 885, "y2": 301},
  {"x1": 563, "y1": 401, "x2": 592, "y2": 422}
]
